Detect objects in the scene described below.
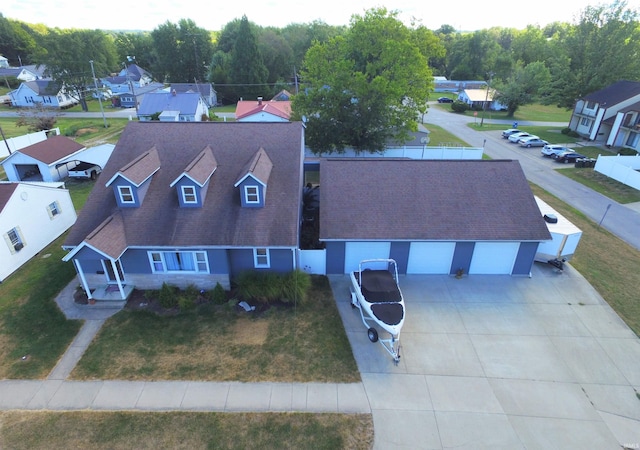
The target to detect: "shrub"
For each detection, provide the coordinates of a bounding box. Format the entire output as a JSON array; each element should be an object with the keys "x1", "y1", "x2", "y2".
[
  {"x1": 618, "y1": 148, "x2": 639, "y2": 156},
  {"x1": 212, "y1": 282, "x2": 227, "y2": 305},
  {"x1": 281, "y1": 270, "x2": 311, "y2": 304},
  {"x1": 178, "y1": 295, "x2": 195, "y2": 310},
  {"x1": 233, "y1": 270, "x2": 312, "y2": 305},
  {"x1": 159, "y1": 282, "x2": 178, "y2": 308},
  {"x1": 184, "y1": 283, "x2": 200, "y2": 301},
  {"x1": 561, "y1": 127, "x2": 572, "y2": 135},
  {"x1": 451, "y1": 101, "x2": 468, "y2": 113}
]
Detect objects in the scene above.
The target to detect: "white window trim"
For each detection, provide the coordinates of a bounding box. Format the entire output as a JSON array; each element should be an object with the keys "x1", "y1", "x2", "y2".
[
  {"x1": 181, "y1": 185, "x2": 198, "y2": 204},
  {"x1": 148, "y1": 251, "x2": 209, "y2": 273},
  {"x1": 244, "y1": 185, "x2": 260, "y2": 204},
  {"x1": 47, "y1": 201, "x2": 61, "y2": 219},
  {"x1": 4, "y1": 227, "x2": 25, "y2": 254},
  {"x1": 253, "y1": 248, "x2": 270, "y2": 268},
  {"x1": 118, "y1": 185, "x2": 135, "y2": 204}
]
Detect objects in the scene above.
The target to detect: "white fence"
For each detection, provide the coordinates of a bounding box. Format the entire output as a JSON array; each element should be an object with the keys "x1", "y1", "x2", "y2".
[
  {"x1": 594, "y1": 154, "x2": 640, "y2": 191},
  {"x1": 305, "y1": 145, "x2": 484, "y2": 160},
  {"x1": 0, "y1": 128, "x2": 61, "y2": 158},
  {"x1": 297, "y1": 249, "x2": 326, "y2": 275}
]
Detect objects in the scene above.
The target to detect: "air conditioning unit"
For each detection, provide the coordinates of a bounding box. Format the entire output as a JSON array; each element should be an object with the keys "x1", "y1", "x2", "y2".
[{"x1": 14, "y1": 242, "x2": 24, "y2": 251}]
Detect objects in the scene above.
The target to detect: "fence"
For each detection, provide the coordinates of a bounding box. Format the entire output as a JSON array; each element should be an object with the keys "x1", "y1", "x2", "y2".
[
  {"x1": 0, "y1": 128, "x2": 61, "y2": 158},
  {"x1": 305, "y1": 145, "x2": 483, "y2": 160},
  {"x1": 594, "y1": 154, "x2": 640, "y2": 191}
]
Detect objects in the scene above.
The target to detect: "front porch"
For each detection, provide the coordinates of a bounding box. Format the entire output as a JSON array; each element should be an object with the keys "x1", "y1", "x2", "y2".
[{"x1": 91, "y1": 284, "x2": 135, "y2": 301}]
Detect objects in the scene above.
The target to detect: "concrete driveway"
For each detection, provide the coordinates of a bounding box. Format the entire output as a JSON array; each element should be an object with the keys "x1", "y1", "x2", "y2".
[{"x1": 330, "y1": 263, "x2": 640, "y2": 449}]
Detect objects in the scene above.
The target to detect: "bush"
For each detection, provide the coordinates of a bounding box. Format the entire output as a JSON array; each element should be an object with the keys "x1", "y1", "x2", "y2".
[
  {"x1": 451, "y1": 101, "x2": 468, "y2": 113},
  {"x1": 159, "y1": 282, "x2": 178, "y2": 308},
  {"x1": 212, "y1": 282, "x2": 227, "y2": 305},
  {"x1": 281, "y1": 270, "x2": 312, "y2": 304},
  {"x1": 561, "y1": 127, "x2": 572, "y2": 135},
  {"x1": 618, "y1": 148, "x2": 639, "y2": 155},
  {"x1": 233, "y1": 270, "x2": 312, "y2": 305},
  {"x1": 184, "y1": 283, "x2": 200, "y2": 301},
  {"x1": 178, "y1": 295, "x2": 196, "y2": 310}
]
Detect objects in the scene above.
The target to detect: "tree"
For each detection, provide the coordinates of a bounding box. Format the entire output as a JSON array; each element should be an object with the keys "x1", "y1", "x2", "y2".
[
  {"x1": 39, "y1": 29, "x2": 118, "y2": 111},
  {"x1": 228, "y1": 15, "x2": 269, "y2": 101},
  {"x1": 0, "y1": 14, "x2": 38, "y2": 66},
  {"x1": 291, "y1": 8, "x2": 432, "y2": 154},
  {"x1": 494, "y1": 62, "x2": 551, "y2": 116}
]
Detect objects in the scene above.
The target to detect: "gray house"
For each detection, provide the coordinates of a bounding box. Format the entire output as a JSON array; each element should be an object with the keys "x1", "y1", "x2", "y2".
[{"x1": 170, "y1": 83, "x2": 217, "y2": 107}]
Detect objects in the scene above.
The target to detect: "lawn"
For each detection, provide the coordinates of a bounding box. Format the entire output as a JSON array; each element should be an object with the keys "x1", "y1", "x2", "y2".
[
  {"x1": 0, "y1": 117, "x2": 129, "y2": 145},
  {"x1": 0, "y1": 411, "x2": 373, "y2": 450},
  {"x1": 556, "y1": 167, "x2": 640, "y2": 204},
  {"x1": 72, "y1": 275, "x2": 360, "y2": 382},
  {"x1": 421, "y1": 123, "x2": 471, "y2": 148},
  {"x1": 435, "y1": 101, "x2": 573, "y2": 122}
]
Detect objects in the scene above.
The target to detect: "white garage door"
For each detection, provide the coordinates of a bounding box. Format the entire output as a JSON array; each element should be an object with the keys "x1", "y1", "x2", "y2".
[
  {"x1": 469, "y1": 242, "x2": 520, "y2": 274},
  {"x1": 407, "y1": 242, "x2": 456, "y2": 274},
  {"x1": 344, "y1": 242, "x2": 391, "y2": 273}
]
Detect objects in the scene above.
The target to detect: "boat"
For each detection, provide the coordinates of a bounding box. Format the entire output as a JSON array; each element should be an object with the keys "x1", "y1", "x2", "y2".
[{"x1": 349, "y1": 259, "x2": 405, "y2": 364}]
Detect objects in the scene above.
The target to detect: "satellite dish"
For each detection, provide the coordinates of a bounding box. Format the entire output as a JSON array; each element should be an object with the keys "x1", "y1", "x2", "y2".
[
  {"x1": 420, "y1": 136, "x2": 430, "y2": 144},
  {"x1": 301, "y1": 115, "x2": 308, "y2": 123}
]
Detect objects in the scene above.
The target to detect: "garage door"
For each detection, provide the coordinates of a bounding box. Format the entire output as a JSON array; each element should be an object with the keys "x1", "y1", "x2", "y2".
[
  {"x1": 344, "y1": 242, "x2": 391, "y2": 273},
  {"x1": 407, "y1": 242, "x2": 455, "y2": 274},
  {"x1": 469, "y1": 242, "x2": 520, "y2": 274}
]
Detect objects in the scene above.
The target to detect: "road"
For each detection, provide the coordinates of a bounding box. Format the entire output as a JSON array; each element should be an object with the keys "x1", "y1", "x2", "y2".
[{"x1": 422, "y1": 105, "x2": 640, "y2": 251}]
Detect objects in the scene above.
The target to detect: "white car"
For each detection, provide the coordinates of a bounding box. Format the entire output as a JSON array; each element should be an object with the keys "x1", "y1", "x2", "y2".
[
  {"x1": 508, "y1": 132, "x2": 537, "y2": 143},
  {"x1": 541, "y1": 144, "x2": 570, "y2": 157},
  {"x1": 501, "y1": 128, "x2": 521, "y2": 138},
  {"x1": 518, "y1": 137, "x2": 549, "y2": 148}
]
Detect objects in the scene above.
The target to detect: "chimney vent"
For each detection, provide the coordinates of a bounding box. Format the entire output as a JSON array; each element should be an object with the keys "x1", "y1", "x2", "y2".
[
  {"x1": 257, "y1": 97, "x2": 263, "y2": 105},
  {"x1": 172, "y1": 89, "x2": 177, "y2": 96}
]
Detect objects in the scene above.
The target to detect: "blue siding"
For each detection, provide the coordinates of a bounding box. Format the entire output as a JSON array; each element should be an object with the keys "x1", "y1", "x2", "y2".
[
  {"x1": 111, "y1": 177, "x2": 139, "y2": 208},
  {"x1": 228, "y1": 248, "x2": 294, "y2": 276},
  {"x1": 513, "y1": 242, "x2": 539, "y2": 275},
  {"x1": 120, "y1": 249, "x2": 153, "y2": 274},
  {"x1": 78, "y1": 259, "x2": 103, "y2": 273},
  {"x1": 390, "y1": 242, "x2": 410, "y2": 274},
  {"x1": 74, "y1": 245, "x2": 108, "y2": 261},
  {"x1": 325, "y1": 241, "x2": 346, "y2": 274},
  {"x1": 450, "y1": 242, "x2": 475, "y2": 275},
  {"x1": 238, "y1": 177, "x2": 265, "y2": 208},
  {"x1": 208, "y1": 249, "x2": 230, "y2": 274},
  {"x1": 174, "y1": 177, "x2": 203, "y2": 208}
]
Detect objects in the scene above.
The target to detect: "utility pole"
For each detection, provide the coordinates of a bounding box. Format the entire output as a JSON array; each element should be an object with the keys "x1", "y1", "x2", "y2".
[
  {"x1": 90, "y1": 60, "x2": 108, "y2": 128},
  {"x1": 479, "y1": 72, "x2": 494, "y2": 127},
  {"x1": 0, "y1": 124, "x2": 12, "y2": 155},
  {"x1": 126, "y1": 56, "x2": 138, "y2": 114}
]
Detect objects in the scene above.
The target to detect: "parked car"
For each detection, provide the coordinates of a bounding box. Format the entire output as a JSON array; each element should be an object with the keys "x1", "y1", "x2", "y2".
[
  {"x1": 518, "y1": 137, "x2": 549, "y2": 148},
  {"x1": 541, "y1": 144, "x2": 570, "y2": 157},
  {"x1": 437, "y1": 97, "x2": 454, "y2": 103},
  {"x1": 501, "y1": 128, "x2": 521, "y2": 138},
  {"x1": 69, "y1": 162, "x2": 102, "y2": 180},
  {"x1": 554, "y1": 151, "x2": 586, "y2": 163},
  {"x1": 508, "y1": 132, "x2": 538, "y2": 143}
]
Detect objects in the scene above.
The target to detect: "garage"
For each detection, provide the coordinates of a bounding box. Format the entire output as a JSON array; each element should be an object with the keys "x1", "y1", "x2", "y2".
[
  {"x1": 469, "y1": 242, "x2": 520, "y2": 275},
  {"x1": 344, "y1": 242, "x2": 390, "y2": 273},
  {"x1": 407, "y1": 242, "x2": 455, "y2": 274}
]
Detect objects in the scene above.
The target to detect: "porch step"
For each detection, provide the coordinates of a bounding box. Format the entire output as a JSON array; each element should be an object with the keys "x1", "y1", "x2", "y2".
[{"x1": 86, "y1": 300, "x2": 127, "y2": 309}]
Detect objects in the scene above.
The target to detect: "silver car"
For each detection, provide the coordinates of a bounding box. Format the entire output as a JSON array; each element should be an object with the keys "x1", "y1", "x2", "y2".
[{"x1": 541, "y1": 144, "x2": 569, "y2": 157}]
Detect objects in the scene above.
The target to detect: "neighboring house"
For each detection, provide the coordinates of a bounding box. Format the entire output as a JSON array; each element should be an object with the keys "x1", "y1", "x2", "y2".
[
  {"x1": 102, "y1": 63, "x2": 153, "y2": 94},
  {"x1": 235, "y1": 97, "x2": 291, "y2": 122},
  {"x1": 1, "y1": 135, "x2": 85, "y2": 182},
  {"x1": 0, "y1": 182, "x2": 77, "y2": 282},
  {"x1": 434, "y1": 79, "x2": 487, "y2": 93},
  {"x1": 0, "y1": 55, "x2": 8, "y2": 68},
  {"x1": 569, "y1": 80, "x2": 640, "y2": 143},
  {"x1": 272, "y1": 89, "x2": 293, "y2": 101},
  {"x1": 457, "y1": 88, "x2": 506, "y2": 111},
  {"x1": 16, "y1": 64, "x2": 47, "y2": 82},
  {"x1": 8, "y1": 80, "x2": 78, "y2": 109},
  {"x1": 110, "y1": 82, "x2": 165, "y2": 109},
  {"x1": 605, "y1": 101, "x2": 640, "y2": 151},
  {"x1": 170, "y1": 83, "x2": 218, "y2": 108},
  {"x1": 137, "y1": 91, "x2": 209, "y2": 122},
  {"x1": 319, "y1": 158, "x2": 551, "y2": 276},
  {"x1": 62, "y1": 121, "x2": 305, "y2": 300}
]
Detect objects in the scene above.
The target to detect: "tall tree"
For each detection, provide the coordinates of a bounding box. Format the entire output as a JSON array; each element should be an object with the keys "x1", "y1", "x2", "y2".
[
  {"x1": 0, "y1": 14, "x2": 38, "y2": 66},
  {"x1": 494, "y1": 62, "x2": 552, "y2": 116},
  {"x1": 228, "y1": 15, "x2": 269, "y2": 101},
  {"x1": 292, "y1": 8, "x2": 432, "y2": 155},
  {"x1": 39, "y1": 29, "x2": 118, "y2": 111}
]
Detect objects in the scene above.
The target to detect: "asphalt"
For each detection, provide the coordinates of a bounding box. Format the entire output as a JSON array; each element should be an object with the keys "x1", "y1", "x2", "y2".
[{"x1": 1, "y1": 263, "x2": 639, "y2": 449}]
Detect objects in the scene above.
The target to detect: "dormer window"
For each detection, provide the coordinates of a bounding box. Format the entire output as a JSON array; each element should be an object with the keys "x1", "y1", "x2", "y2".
[
  {"x1": 118, "y1": 186, "x2": 134, "y2": 204},
  {"x1": 181, "y1": 185, "x2": 198, "y2": 204},
  {"x1": 245, "y1": 186, "x2": 259, "y2": 204}
]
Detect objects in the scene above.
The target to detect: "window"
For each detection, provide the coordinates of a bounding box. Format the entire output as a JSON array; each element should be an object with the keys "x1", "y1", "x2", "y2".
[
  {"x1": 181, "y1": 186, "x2": 197, "y2": 204},
  {"x1": 47, "y1": 201, "x2": 61, "y2": 219},
  {"x1": 254, "y1": 248, "x2": 270, "y2": 268},
  {"x1": 580, "y1": 117, "x2": 591, "y2": 127},
  {"x1": 118, "y1": 185, "x2": 134, "y2": 204},
  {"x1": 245, "y1": 185, "x2": 260, "y2": 204},
  {"x1": 148, "y1": 251, "x2": 208, "y2": 273},
  {"x1": 586, "y1": 101, "x2": 597, "y2": 110},
  {"x1": 4, "y1": 227, "x2": 25, "y2": 253}
]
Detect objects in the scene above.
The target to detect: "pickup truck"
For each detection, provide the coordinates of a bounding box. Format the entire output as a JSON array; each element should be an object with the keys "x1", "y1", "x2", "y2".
[{"x1": 69, "y1": 162, "x2": 101, "y2": 180}]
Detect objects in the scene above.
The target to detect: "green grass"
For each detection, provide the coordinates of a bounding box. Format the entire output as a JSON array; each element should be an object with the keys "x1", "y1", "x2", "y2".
[
  {"x1": 531, "y1": 184, "x2": 640, "y2": 335},
  {"x1": 212, "y1": 104, "x2": 237, "y2": 113},
  {"x1": 0, "y1": 411, "x2": 373, "y2": 450},
  {"x1": 421, "y1": 123, "x2": 470, "y2": 147},
  {"x1": 556, "y1": 168, "x2": 640, "y2": 204},
  {"x1": 72, "y1": 276, "x2": 360, "y2": 382},
  {"x1": 437, "y1": 102, "x2": 573, "y2": 123},
  {"x1": 0, "y1": 117, "x2": 129, "y2": 145}
]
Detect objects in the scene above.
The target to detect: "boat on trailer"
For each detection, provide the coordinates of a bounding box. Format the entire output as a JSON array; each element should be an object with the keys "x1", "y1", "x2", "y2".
[{"x1": 349, "y1": 259, "x2": 405, "y2": 364}]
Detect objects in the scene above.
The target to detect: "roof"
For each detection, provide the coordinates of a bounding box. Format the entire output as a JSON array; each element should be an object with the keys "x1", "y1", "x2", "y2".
[
  {"x1": 106, "y1": 147, "x2": 161, "y2": 187},
  {"x1": 583, "y1": 80, "x2": 640, "y2": 107},
  {"x1": 64, "y1": 121, "x2": 304, "y2": 250},
  {"x1": 12, "y1": 135, "x2": 85, "y2": 165},
  {"x1": 0, "y1": 183, "x2": 18, "y2": 212},
  {"x1": 171, "y1": 146, "x2": 217, "y2": 187},
  {"x1": 57, "y1": 144, "x2": 115, "y2": 169},
  {"x1": 137, "y1": 91, "x2": 203, "y2": 116},
  {"x1": 235, "y1": 99, "x2": 291, "y2": 120},
  {"x1": 234, "y1": 147, "x2": 273, "y2": 187},
  {"x1": 23, "y1": 80, "x2": 62, "y2": 96},
  {"x1": 463, "y1": 88, "x2": 496, "y2": 102},
  {"x1": 170, "y1": 83, "x2": 214, "y2": 96},
  {"x1": 319, "y1": 159, "x2": 551, "y2": 242}
]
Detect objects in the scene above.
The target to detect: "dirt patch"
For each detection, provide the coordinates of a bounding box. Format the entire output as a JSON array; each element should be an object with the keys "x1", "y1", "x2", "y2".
[
  {"x1": 231, "y1": 318, "x2": 268, "y2": 345},
  {"x1": 75, "y1": 127, "x2": 99, "y2": 136}
]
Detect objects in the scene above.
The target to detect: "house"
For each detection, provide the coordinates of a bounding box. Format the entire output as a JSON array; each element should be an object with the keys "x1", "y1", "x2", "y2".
[
  {"x1": 0, "y1": 182, "x2": 77, "y2": 282},
  {"x1": 0, "y1": 55, "x2": 8, "y2": 68},
  {"x1": 457, "y1": 88, "x2": 505, "y2": 111},
  {"x1": 271, "y1": 89, "x2": 293, "y2": 101},
  {"x1": 1, "y1": 135, "x2": 85, "y2": 182},
  {"x1": 137, "y1": 91, "x2": 209, "y2": 122},
  {"x1": 62, "y1": 121, "x2": 304, "y2": 300},
  {"x1": 604, "y1": 101, "x2": 640, "y2": 151},
  {"x1": 434, "y1": 79, "x2": 487, "y2": 93},
  {"x1": 102, "y1": 63, "x2": 153, "y2": 94},
  {"x1": 8, "y1": 79, "x2": 78, "y2": 109},
  {"x1": 319, "y1": 158, "x2": 551, "y2": 276},
  {"x1": 235, "y1": 97, "x2": 291, "y2": 122},
  {"x1": 111, "y1": 82, "x2": 164, "y2": 109},
  {"x1": 170, "y1": 83, "x2": 218, "y2": 108},
  {"x1": 569, "y1": 80, "x2": 640, "y2": 143}
]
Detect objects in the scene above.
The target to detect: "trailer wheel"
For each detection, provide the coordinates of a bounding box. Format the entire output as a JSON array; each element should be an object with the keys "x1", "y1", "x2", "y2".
[
  {"x1": 90, "y1": 171, "x2": 97, "y2": 180},
  {"x1": 367, "y1": 327, "x2": 378, "y2": 343}
]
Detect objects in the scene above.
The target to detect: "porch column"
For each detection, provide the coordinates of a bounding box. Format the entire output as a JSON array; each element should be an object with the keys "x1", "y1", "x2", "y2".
[
  {"x1": 109, "y1": 259, "x2": 126, "y2": 300},
  {"x1": 73, "y1": 259, "x2": 93, "y2": 300}
]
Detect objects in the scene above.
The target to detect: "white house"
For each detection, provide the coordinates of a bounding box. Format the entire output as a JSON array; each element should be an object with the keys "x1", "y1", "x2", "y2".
[
  {"x1": 1, "y1": 135, "x2": 85, "y2": 182},
  {"x1": 457, "y1": 88, "x2": 506, "y2": 111},
  {"x1": 0, "y1": 182, "x2": 77, "y2": 282}
]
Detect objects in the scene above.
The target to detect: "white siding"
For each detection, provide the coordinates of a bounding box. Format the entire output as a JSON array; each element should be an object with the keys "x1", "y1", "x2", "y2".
[
  {"x1": 407, "y1": 242, "x2": 456, "y2": 274},
  {"x1": 344, "y1": 242, "x2": 391, "y2": 273},
  {"x1": 469, "y1": 242, "x2": 519, "y2": 275}
]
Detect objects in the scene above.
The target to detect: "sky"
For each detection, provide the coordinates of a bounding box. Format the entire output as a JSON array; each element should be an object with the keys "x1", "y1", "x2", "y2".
[{"x1": 4, "y1": 0, "x2": 637, "y2": 32}]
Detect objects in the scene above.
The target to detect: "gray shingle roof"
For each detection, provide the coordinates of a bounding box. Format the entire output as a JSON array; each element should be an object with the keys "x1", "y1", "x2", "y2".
[
  {"x1": 583, "y1": 80, "x2": 640, "y2": 106},
  {"x1": 18, "y1": 135, "x2": 84, "y2": 165},
  {"x1": 65, "y1": 122, "x2": 304, "y2": 249},
  {"x1": 319, "y1": 159, "x2": 551, "y2": 242},
  {"x1": 137, "y1": 91, "x2": 202, "y2": 116}
]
